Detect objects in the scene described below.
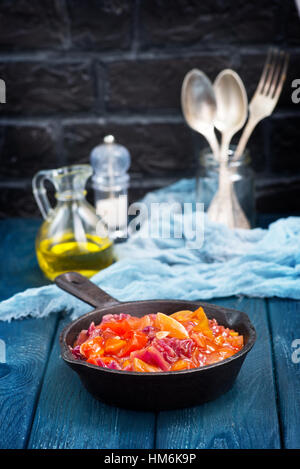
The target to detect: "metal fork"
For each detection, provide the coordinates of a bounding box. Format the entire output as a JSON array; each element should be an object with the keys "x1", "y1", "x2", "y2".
[{"x1": 232, "y1": 48, "x2": 289, "y2": 162}]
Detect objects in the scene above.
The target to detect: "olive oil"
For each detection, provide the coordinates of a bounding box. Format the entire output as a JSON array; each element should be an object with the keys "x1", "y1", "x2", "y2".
[
  {"x1": 33, "y1": 165, "x2": 115, "y2": 281},
  {"x1": 36, "y1": 233, "x2": 114, "y2": 281}
]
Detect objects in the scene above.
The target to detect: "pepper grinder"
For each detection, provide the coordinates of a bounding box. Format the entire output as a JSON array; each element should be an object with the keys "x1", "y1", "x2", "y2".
[{"x1": 90, "y1": 135, "x2": 130, "y2": 240}]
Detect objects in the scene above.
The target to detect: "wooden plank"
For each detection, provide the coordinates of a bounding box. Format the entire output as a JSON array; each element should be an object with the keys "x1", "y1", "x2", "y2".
[
  {"x1": 28, "y1": 317, "x2": 156, "y2": 449},
  {"x1": 0, "y1": 219, "x2": 59, "y2": 449},
  {"x1": 155, "y1": 297, "x2": 281, "y2": 449},
  {"x1": 0, "y1": 218, "x2": 48, "y2": 302},
  {"x1": 0, "y1": 317, "x2": 59, "y2": 449},
  {"x1": 267, "y1": 298, "x2": 300, "y2": 449}
]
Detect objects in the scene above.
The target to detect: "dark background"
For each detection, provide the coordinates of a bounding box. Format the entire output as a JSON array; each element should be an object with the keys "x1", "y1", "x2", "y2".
[{"x1": 0, "y1": 0, "x2": 299, "y2": 218}]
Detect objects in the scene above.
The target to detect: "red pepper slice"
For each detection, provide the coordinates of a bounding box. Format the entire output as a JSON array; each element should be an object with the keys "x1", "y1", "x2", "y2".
[{"x1": 117, "y1": 331, "x2": 148, "y2": 358}]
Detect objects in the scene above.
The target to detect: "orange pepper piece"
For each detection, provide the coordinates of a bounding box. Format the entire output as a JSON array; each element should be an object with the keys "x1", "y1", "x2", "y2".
[
  {"x1": 155, "y1": 313, "x2": 189, "y2": 339},
  {"x1": 171, "y1": 359, "x2": 192, "y2": 371},
  {"x1": 80, "y1": 336, "x2": 104, "y2": 359},
  {"x1": 138, "y1": 314, "x2": 152, "y2": 330},
  {"x1": 193, "y1": 307, "x2": 210, "y2": 328},
  {"x1": 192, "y1": 307, "x2": 214, "y2": 338},
  {"x1": 122, "y1": 359, "x2": 131, "y2": 369},
  {"x1": 170, "y1": 310, "x2": 194, "y2": 322},
  {"x1": 104, "y1": 337, "x2": 127, "y2": 354}
]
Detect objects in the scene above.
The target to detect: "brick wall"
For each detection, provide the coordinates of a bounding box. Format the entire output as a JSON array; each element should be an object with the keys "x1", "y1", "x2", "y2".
[{"x1": 0, "y1": 0, "x2": 299, "y2": 217}]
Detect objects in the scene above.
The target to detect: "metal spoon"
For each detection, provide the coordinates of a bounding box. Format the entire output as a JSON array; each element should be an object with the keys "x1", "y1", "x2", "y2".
[
  {"x1": 207, "y1": 69, "x2": 250, "y2": 229},
  {"x1": 181, "y1": 69, "x2": 219, "y2": 161}
]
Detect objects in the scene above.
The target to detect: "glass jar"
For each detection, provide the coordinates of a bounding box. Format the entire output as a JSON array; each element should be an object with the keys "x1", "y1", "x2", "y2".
[{"x1": 196, "y1": 146, "x2": 255, "y2": 227}]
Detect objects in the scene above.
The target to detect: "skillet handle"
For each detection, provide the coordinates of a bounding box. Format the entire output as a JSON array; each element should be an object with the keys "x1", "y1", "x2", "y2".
[{"x1": 55, "y1": 272, "x2": 120, "y2": 308}]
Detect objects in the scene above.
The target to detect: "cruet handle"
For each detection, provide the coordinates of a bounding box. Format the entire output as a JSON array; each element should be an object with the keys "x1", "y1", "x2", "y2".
[{"x1": 32, "y1": 170, "x2": 54, "y2": 219}]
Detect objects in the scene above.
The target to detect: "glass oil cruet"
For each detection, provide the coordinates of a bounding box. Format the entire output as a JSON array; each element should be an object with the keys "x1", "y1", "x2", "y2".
[{"x1": 32, "y1": 164, "x2": 114, "y2": 281}]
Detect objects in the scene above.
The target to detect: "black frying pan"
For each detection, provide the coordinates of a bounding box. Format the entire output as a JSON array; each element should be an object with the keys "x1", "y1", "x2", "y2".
[{"x1": 57, "y1": 272, "x2": 256, "y2": 411}]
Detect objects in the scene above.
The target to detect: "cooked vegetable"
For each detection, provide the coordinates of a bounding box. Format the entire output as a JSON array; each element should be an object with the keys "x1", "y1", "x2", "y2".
[{"x1": 71, "y1": 308, "x2": 244, "y2": 372}]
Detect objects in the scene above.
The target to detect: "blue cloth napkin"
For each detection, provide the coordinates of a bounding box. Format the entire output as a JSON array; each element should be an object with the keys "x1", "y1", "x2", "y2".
[{"x1": 0, "y1": 178, "x2": 300, "y2": 321}]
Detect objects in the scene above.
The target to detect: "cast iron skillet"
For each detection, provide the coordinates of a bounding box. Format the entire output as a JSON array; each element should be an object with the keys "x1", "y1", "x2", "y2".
[{"x1": 57, "y1": 272, "x2": 256, "y2": 411}]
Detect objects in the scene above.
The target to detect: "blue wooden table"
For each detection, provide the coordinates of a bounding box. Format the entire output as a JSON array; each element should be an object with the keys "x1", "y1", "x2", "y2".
[{"x1": 0, "y1": 217, "x2": 299, "y2": 450}]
